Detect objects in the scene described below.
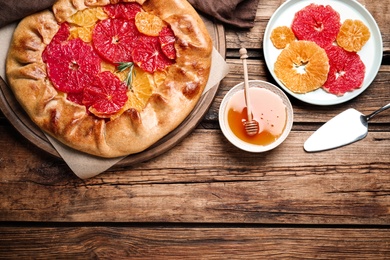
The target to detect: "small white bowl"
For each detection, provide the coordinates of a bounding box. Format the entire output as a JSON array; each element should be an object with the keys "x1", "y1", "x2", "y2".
[{"x1": 219, "y1": 80, "x2": 293, "y2": 152}]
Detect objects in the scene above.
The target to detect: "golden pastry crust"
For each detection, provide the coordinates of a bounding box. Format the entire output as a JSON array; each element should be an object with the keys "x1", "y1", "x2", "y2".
[{"x1": 6, "y1": 0, "x2": 212, "y2": 158}]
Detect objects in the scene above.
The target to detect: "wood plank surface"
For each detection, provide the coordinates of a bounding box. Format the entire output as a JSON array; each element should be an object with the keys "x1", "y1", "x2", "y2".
[
  {"x1": 1, "y1": 125, "x2": 390, "y2": 224},
  {"x1": 1, "y1": 226, "x2": 390, "y2": 259}
]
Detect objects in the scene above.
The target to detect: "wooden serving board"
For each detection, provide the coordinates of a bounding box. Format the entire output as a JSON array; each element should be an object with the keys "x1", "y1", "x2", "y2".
[{"x1": 0, "y1": 15, "x2": 226, "y2": 167}]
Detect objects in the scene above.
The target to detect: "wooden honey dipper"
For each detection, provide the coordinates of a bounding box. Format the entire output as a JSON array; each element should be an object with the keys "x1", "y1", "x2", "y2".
[{"x1": 239, "y1": 48, "x2": 259, "y2": 136}]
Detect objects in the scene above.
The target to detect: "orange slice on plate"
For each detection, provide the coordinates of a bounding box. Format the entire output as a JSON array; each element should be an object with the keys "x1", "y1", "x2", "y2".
[
  {"x1": 336, "y1": 19, "x2": 371, "y2": 52},
  {"x1": 270, "y1": 26, "x2": 295, "y2": 49},
  {"x1": 274, "y1": 40, "x2": 329, "y2": 93}
]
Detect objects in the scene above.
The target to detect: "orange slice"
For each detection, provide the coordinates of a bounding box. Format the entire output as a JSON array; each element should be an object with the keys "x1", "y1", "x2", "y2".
[
  {"x1": 336, "y1": 19, "x2": 370, "y2": 52},
  {"x1": 68, "y1": 7, "x2": 108, "y2": 27},
  {"x1": 274, "y1": 40, "x2": 329, "y2": 93},
  {"x1": 153, "y1": 70, "x2": 168, "y2": 88},
  {"x1": 270, "y1": 26, "x2": 296, "y2": 49},
  {"x1": 120, "y1": 66, "x2": 155, "y2": 113},
  {"x1": 69, "y1": 26, "x2": 94, "y2": 42},
  {"x1": 68, "y1": 7, "x2": 108, "y2": 42},
  {"x1": 101, "y1": 61, "x2": 129, "y2": 82},
  {"x1": 135, "y1": 11, "x2": 165, "y2": 36}
]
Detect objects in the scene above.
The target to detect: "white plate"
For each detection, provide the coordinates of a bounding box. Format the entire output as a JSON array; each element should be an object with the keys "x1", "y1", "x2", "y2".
[{"x1": 263, "y1": 0, "x2": 383, "y2": 106}]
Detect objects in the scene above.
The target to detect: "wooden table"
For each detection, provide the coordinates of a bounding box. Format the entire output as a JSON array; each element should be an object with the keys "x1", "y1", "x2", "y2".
[{"x1": 1, "y1": 0, "x2": 390, "y2": 258}]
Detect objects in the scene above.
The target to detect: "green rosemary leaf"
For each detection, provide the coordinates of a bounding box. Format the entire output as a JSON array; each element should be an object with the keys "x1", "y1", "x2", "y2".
[{"x1": 116, "y1": 62, "x2": 134, "y2": 89}]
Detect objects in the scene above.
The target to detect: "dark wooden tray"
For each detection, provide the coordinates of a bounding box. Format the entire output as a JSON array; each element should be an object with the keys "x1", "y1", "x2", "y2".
[{"x1": 0, "y1": 16, "x2": 225, "y2": 167}]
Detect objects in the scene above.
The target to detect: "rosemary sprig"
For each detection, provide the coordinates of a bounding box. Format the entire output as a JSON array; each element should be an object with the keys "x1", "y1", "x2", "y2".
[{"x1": 117, "y1": 62, "x2": 135, "y2": 90}]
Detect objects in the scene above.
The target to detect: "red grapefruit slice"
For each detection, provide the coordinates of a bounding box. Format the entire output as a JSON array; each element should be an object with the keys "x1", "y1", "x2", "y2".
[
  {"x1": 92, "y1": 18, "x2": 140, "y2": 64},
  {"x1": 67, "y1": 92, "x2": 84, "y2": 105},
  {"x1": 132, "y1": 35, "x2": 174, "y2": 73},
  {"x1": 43, "y1": 37, "x2": 101, "y2": 94},
  {"x1": 83, "y1": 71, "x2": 129, "y2": 117},
  {"x1": 42, "y1": 23, "x2": 70, "y2": 60},
  {"x1": 291, "y1": 4, "x2": 341, "y2": 48},
  {"x1": 159, "y1": 26, "x2": 176, "y2": 60},
  {"x1": 53, "y1": 22, "x2": 70, "y2": 42},
  {"x1": 323, "y1": 45, "x2": 365, "y2": 95},
  {"x1": 104, "y1": 2, "x2": 142, "y2": 20}
]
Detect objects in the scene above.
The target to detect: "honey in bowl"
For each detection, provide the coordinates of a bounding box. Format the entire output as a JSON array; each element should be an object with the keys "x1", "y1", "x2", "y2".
[
  {"x1": 226, "y1": 87, "x2": 287, "y2": 146},
  {"x1": 219, "y1": 80, "x2": 293, "y2": 152}
]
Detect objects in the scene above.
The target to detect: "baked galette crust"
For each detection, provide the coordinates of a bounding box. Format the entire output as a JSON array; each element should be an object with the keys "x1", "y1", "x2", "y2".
[{"x1": 6, "y1": 0, "x2": 212, "y2": 158}]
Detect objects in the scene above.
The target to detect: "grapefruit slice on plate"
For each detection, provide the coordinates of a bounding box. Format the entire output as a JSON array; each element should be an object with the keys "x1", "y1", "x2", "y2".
[
  {"x1": 323, "y1": 45, "x2": 365, "y2": 95},
  {"x1": 291, "y1": 3, "x2": 341, "y2": 48}
]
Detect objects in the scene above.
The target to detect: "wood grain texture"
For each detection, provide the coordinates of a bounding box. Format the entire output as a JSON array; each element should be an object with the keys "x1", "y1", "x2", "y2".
[
  {"x1": 1, "y1": 226, "x2": 390, "y2": 259},
  {"x1": 1, "y1": 126, "x2": 389, "y2": 224}
]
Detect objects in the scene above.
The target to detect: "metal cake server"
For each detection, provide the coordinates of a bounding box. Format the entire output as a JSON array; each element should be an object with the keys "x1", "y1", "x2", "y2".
[{"x1": 304, "y1": 103, "x2": 390, "y2": 152}]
